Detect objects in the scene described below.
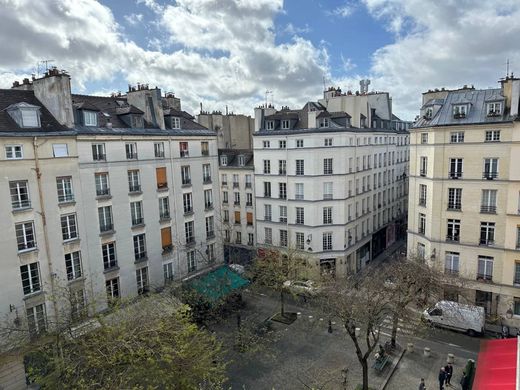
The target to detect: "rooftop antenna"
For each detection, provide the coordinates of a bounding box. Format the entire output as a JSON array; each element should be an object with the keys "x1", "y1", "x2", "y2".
[
  {"x1": 323, "y1": 75, "x2": 327, "y2": 92},
  {"x1": 265, "y1": 90, "x2": 272, "y2": 107},
  {"x1": 37, "y1": 59, "x2": 54, "y2": 77},
  {"x1": 506, "y1": 59, "x2": 510, "y2": 78}
]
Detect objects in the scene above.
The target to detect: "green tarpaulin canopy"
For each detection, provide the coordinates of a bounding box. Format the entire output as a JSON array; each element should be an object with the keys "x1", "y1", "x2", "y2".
[{"x1": 190, "y1": 266, "x2": 249, "y2": 302}]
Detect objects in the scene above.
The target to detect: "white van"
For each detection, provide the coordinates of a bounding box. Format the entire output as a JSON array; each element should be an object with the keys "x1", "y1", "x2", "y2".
[{"x1": 423, "y1": 300, "x2": 485, "y2": 336}]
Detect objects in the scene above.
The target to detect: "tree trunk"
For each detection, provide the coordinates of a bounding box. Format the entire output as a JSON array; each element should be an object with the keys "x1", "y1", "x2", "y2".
[
  {"x1": 361, "y1": 358, "x2": 369, "y2": 390},
  {"x1": 280, "y1": 290, "x2": 285, "y2": 316},
  {"x1": 391, "y1": 312, "x2": 399, "y2": 347}
]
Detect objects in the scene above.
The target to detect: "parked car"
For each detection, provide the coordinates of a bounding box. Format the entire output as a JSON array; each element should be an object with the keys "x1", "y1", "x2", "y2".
[
  {"x1": 228, "y1": 263, "x2": 246, "y2": 274},
  {"x1": 422, "y1": 300, "x2": 485, "y2": 336},
  {"x1": 283, "y1": 280, "x2": 320, "y2": 296}
]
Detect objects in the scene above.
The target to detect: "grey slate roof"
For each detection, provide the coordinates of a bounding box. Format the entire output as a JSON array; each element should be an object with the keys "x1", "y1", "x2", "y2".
[
  {"x1": 75, "y1": 126, "x2": 216, "y2": 137},
  {"x1": 414, "y1": 88, "x2": 515, "y2": 128},
  {"x1": 218, "y1": 148, "x2": 254, "y2": 168}
]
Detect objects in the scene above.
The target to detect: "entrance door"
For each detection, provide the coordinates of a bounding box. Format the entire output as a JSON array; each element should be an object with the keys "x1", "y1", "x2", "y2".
[{"x1": 475, "y1": 290, "x2": 493, "y2": 316}]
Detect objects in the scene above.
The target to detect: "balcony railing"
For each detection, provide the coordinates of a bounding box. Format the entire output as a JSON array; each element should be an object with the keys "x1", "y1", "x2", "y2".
[
  {"x1": 180, "y1": 150, "x2": 189, "y2": 158},
  {"x1": 448, "y1": 171, "x2": 463, "y2": 179},
  {"x1": 129, "y1": 185, "x2": 141, "y2": 193},
  {"x1": 476, "y1": 273, "x2": 492, "y2": 282},
  {"x1": 206, "y1": 231, "x2": 215, "y2": 239},
  {"x1": 132, "y1": 218, "x2": 144, "y2": 226},
  {"x1": 479, "y1": 238, "x2": 495, "y2": 246},
  {"x1": 100, "y1": 223, "x2": 114, "y2": 233},
  {"x1": 13, "y1": 200, "x2": 31, "y2": 209},
  {"x1": 185, "y1": 237, "x2": 195, "y2": 245},
  {"x1": 418, "y1": 198, "x2": 426, "y2": 206},
  {"x1": 233, "y1": 182, "x2": 239, "y2": 188},
  {"x1": 245, "y1": 183, "x2": 252, "y2": 188},
  {"x1": 96, "y1": 188, "x2": 110, "y2": 196},
  {"x1": 447, "y1": 203, "x2": 461, "y2": 211},
  {"x1": 221, "y1": 181, "x2": 228, "y2": 186},
  {"x1": 480, "y1": 205, "x2": 496, "y2": 214},
  {"x1": 134, "y1": 251, "x2": 147, "y2": 261},
  {"x1": 483, "y1": 171, "x2": 498, "y2": 180},
  {"x1": 93, "y1": 153, "x2": 106, "y2": 161},
  {"x1": 203, "y1": 177, "x2": 212, "y2": 184},
  {"x1": 446, "y1": 234, "x2": 459, "y2": 242},
  {"x1": 444, "y1": 268, "x2": 459, "y2": 275},
  {"x1": 279, "y1": 170, "x2": 286, "y2": 175}
]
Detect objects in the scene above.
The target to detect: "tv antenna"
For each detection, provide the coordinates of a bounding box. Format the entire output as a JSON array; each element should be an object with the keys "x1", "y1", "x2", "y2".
[
  {"x1": 37, "y1": 59, "x2": 54, "y2": 77},
  {"x1": 265, "y1": 90, "x2": 272, "y2": 107},
  {"x1": 505, "y1": 58, "x2": 511, "y2": 77}
]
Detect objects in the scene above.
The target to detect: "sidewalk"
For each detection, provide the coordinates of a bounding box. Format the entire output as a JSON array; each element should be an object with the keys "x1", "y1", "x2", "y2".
[{"x1": 371, "y1": 239, "x2": 406, "y2": 265}]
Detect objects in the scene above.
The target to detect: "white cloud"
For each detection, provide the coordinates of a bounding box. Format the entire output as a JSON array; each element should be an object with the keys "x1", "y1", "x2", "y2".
[
  {"x1": 328, "y1": 1, "x2": 356, "y2": 18},
  {"x1": 124, "y1": 13, "x2": 143, "y2": 25},
  {"x1": 283, "y1": 23, "x2": 311, "y2": 35},
  {"x1": 340, "y1": 55, "x2": 357, "y2": 72}
]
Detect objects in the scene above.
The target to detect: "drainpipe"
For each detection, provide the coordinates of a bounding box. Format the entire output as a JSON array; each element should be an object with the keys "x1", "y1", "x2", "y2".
[{"x1": 32, "y1": 137, "x2": 59, "y2": 321}]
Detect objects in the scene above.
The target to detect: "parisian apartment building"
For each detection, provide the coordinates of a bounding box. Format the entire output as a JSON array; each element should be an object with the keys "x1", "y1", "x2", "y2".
[
  {"x1": 252, "y1": 84, "x2": 411, "y2": 276},
  {"x1": 0, "y1": 69, "x2": 223, "y2": 358},
  {"x1": 197, "y1": 110, "x2": 255, "y2": 149},
  {"x1": 407, "y1": 75, "x2": 520, "y2": 325}
]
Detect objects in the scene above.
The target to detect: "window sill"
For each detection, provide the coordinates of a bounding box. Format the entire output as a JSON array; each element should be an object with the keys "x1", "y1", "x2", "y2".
[
  {"x1": 181, "y1": 183, "x2": 192, "y2": 188},
  {"x1": 103, "y1": 266, "x2": 120, "y2": 274},
  {"x1": 203, "y1": 180, "x2": 212, "y2": 185},
  {"x1": 159, "y1": 216, "x2": 171, "y2": 223},
  {"x1": 205, "y1": 206, "x2": 214, "y2": 211},
  {"x1": 134, "y1": 256, "x2": 148, "y2": 264},
  {"x1": 18, "y1": 247, "x2": 38, "y2": 255},
  {"x1": 184, "y1": 211, "x2": 194, "y2": 217},
  {"x1": 63, "y1": 238, "x2": 80, "y2": 245},
  {"x1": 157, "y1": 187, "x2": 169, "y2": 192},
  {"x1": 67, "y1": 276, "x2": 86, "y2": 285},
  {"x1": 96, "y1": 194, "x2": 112, "y2": 201},
  {"x1": 186, "y1": 240, "x2": 196, "y2": 247},
  {"x1": 12, "y1": 207, "x2": 33, "y2": 214},
  {"x1": 131, "y1": 223, "x2": 146, "y2": 230},
  {"x1": 23, "y1": 290, "x2": 44, "y2": 301},
  {"x1": 128, "y1": 191, "x2": 143, "y2": 196},
  {"x1": 99, "y1": 229, "x2": 116, "y2": 237},
  {"x1": 58, "y1": 201, "x2": 76, "y2": 207}
]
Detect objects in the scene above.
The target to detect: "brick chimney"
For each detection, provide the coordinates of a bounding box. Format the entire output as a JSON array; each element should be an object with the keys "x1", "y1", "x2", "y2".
[
  {"x1": 500, "y1": 75, "x2": 520, "y2": 117},
  {"x1": 126, "y1": 85, "x2": 165, "y2": 129}
]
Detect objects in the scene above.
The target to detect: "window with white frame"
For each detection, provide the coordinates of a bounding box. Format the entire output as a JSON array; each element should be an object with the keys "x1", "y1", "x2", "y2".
[
  {"x1": 83, "y1": 110, "x2": 97, "y2": 126},
  {"x1": 447, "y1": 188, "x2": 462, "y2": 210},
  {"x1": 236, "y1": 231, "x2": 242, "y2": 244},
  {"x1": 479, "y1": 222, "x2": 495, "y2": 245},
  {"x1": 136, "y1": 267, "x2": 149, "y2": 294},
  {"x1": 295, "y1": 207, "x2": 304, "y2": 224},
  {"x1": 420, "y1": 133, "x2": 428, "y2": 144},
  {"x1": 203, "y1": 164, "x2": 211, "y2": 183},
  {"x1": 9, "y1": 180, "x2": 30, "y2": 209},
  {"x1": 424, "y1": 107, "x2": 433, "y2": 119},
  {"x1": 477, "y1": 256, "x2": 493, "y2": 280},
  {"x1": 296, "y1": 139, "x2": 303, "y2": 148},
  {"x1": 295, "y1": 183, "x2": 304, "y2": 200},
  {"x1": 323, "y1": 182, "x2": 333, "y2": 200},
  {"x1": 65, "y1": 251, "x2": 82, "y2": 281},
  {"x1": 128, "y1": 170, "x2": 141, "y2": 192},
  {"x1": 263, "y1": 182, "x2": 271, "y2": 197},
  {"x1": 279, "y1": 140, "x2": 286, "y2": 149},
  {"x1": 234, "y1": 191, "x2": 240, "y2": 205},
  {"x1": 266, "y1": 121, "x2": 274, "y2": 130},
  {"x1": 26, "y1": 304, "x2": 46, "y2": 336},
  {"x1": 246, "y1": 192, "x2": 253, "y2": 206},
  {"x1": 450, "y1": 131, "x2": 464, "y2": 143},
  {"x1": 130, "y1": 201, "x2": 144, "y2": 226},
  {"x1": 106, "y1": 277, "x2": 120, "y2": 300},
  {"x1": 319, "y1": 118, "x2": 330, "y2": 128},
  {"x1": 323, "y1": 158, "x2": 333, "y2": 174},
  {"x1": 187, "y1": 251, "x2": 196, "y2": 272},
  {"x1": 172, "y1": 117, "x2": 181, "y2": 129},
  {"x1": 154, "y1": 142, "x2": 165, "y2": 158},
  {"x1": 449, "y1": 158, "x2": 463, "y2": 179},
  {"x1": 418, "y1": 213, "x2": 426, "y2": 234},
  {"x1": 263, "y1": 159, "x2": 271, "y2": 174},
  {"x1": 446, "y1": 219, "x2": 460, "y2": 242},
  {"x1": 16, "y1": 221, "x2": 36, "y2": 251},
  {"x1": 324, "y1": 138, "x2": 333, "y2": 146},
  {"x1": 248, "y1": 233, "x2": 254, "y2": 246},
  {"x1": 222, "y1": 191, "x2": 228, "y2": 204},
  {"x1": 133, "y1": 233, "x2": 147, "y2": 260},
  {"x1": 91, "y1": 143, "x2": 105, "y2": 161},
  {"x1": 5, "y1": 144, "x2": 23, "y2": 159},
  {"x1": 323, "y1": 207, "x2": 332, "y2": 224},
  {"x1": 95, "y1": 172, "x2": 110, "y2": 196},
  {"x1": 102, "y1": 242, "x2": 117, "y2": 270},
  {"x1": 279, "y1": 205, "x2": 287, "y2": 223},
  {"x1": 159, "y1": 197, "x2": 170, "y2": 219},
  {"x1": 221, "y1": 174, "x2": 228, "y2": 186},
  {"x1": 233, "y1": 174, "x2": 239, "y2": 187},
  {"x1": 20, "y1": 262, "x2": 40, "y2": 295},
  {"x1": 296, "y1": 159, "x2": 304, "y2": 175},
  {"x1": 263, "y1": 140, "x2": 270, "y2": 148},
  {"x1": 483, "y1": 158, "x2": 498, "y2": 179},
  {"x1": 181, "y1": 165, "x2": 191, "y2": 185},
  {"x1": 264, "y1": 204, "x2": 272, "y2": 221},
  {"x1": 185, "y1": 221, "x2": 194, "y2": 243},
  {"x1": 279, "y1": 229, "x2": 288, "y2": 247},
  {"x1": 281, "y1": 120, "x2": 290, "y2": 129},
  {"x1": 238, "y1": 155, "x2": 245, "y2": 166},
  {"x1": 296, "y1": 232, "x2": 305, "y2": 250},
  {"x1": 61, "y1": 214, "x2": 78, "y2": 241},
  {"x1": 279, "y1": 182, "x2": 287, "y2": 199},
  {"x1": 208, "y1": 242, "x2": 216, "y2": 261},
  {"x1": 206, "y1": 216, "x2": 215, "y2": 238},
  {"x1": 204, "y1": 189, "x2": 213, "y2": 209},
  {"x1": 445, "y1": 252, "x2": 460, "y2": 274},
  {"x1": 323, "y1": 232, "x2": 333, "y2": 251},
  {"x1": 245, "y1": 174, "x2": 252, "y2": 188},
  {"x1": 52, "y1": 144, "x2": 68, "y2": 157},
  {"x1": 481, "y1": 190, "x2": 497, "y2": 213},
  {"x1": 453, "y1": 104, "x2": 467, "y2": 117},
  {"x1": 220, "y1": 155, "x2": 228, "y2": 166},
  {"x1": 419, "y1": 184, "x2": 427, "y2": 206},
  {"x1": 125, "y1": 143, "x2": 137, "y2": 159},
  {"x1": 183, "y1": 192, "x2": 193, "y2": 213},
  {"x1": 56, "y1": 176, "x2": 74, "y2": 203},
  {"x1": 485, "y1": 130, "x2": 500, "y2": 142},
  {"x1": 279, "y1": 159, "x2": 286, "y2": 175},
  {"x1": 420, "y1": 156, "x2": 427, "y2": 176},
  {"x1": 265, "y1": 227, "x2": 272, "y2": 244},
  {"x1": 98, "y1": 206, "x2": 113, "y2": 232},
  {"x1": 179, "y1": 141, "x2": 189, "y2": 157},
  {"x1": 201, "y1": 141, "x2": 209, "y2": 156},
  {"x1": 487, "y1": 102, "x2": 502, "y2": 116}
]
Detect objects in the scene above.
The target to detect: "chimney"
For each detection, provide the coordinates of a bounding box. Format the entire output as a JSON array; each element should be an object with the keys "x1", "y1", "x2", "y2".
[
  {"x1": 127, "y1": 85, "x2": 165, "y2": 129},
  {"x1": 501, "y1": 75, "x2": 520, "y2": 116},
  {"x1": 32, "y1": 68, "x2": 74, "y2": 127},
  {"x1": 307, "y1": 110, "x2": 317, "y2": 129},
  {"x1": 254, "y1": 105, "x2": 276, "y2": 132}
]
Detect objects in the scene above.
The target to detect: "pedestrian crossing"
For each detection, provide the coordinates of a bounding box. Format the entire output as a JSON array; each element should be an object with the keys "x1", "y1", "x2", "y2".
[{"x1": 379, "y1": 314, "x2": 424, "y2": 337}]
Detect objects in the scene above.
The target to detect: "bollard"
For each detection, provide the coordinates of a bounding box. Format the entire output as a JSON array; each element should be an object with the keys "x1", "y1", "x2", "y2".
[
  {"x1": 407, "y1": 342, "x2": 414, "y2": 353},
  {"x1": 447, "y1": 353, "x2": 454, "y2": 363},
  {"x1": 424, "y1": 347, "x2": 431, "y2": 357}
]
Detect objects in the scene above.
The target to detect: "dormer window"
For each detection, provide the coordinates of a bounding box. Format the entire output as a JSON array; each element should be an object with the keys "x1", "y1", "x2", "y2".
[
  {"x1": 453, "y1": 105, "x2": 468, "y2": 119},
  {"x1": 132, "y1": 115, "x2": 144, "y2": 128},
  {"x1": 172, "y1": 117, "x2": 181, "y2": 129},
  {"x1": 220, "y1": 155, "x2": 228, "y2": 166},
  {"x1": 487, "y1": 102, "x2": 502, "y2": 117},
  {"x1": 238, "y1": 155, "x2": 245, "y2": 166},
  {"x1": 6, "y1": 103, "x2": 41, "y2": 128},
  {"x1": 281, "y1": 120, "x2": 290, "y2": 129},
  {"x1": 266, "y1": 121, "x2": 274, "y2": 130},
  {"x1": 319, "y1": 118, "x2": 330, "y2": 128},
  {"x1": 424, "y1": 107, "x2": 433, "y2": 119},
  {"x1": 83, "y1": 110, "x2": 98, "y2": 126}
]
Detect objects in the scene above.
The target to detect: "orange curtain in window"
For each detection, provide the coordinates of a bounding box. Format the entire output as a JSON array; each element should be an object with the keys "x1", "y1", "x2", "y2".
[
  {"x1": 161, "y1": 227, "x2": 172, "y2": 248},
  {"x1": 247, "y1": 212, "x2": 253, "y2": 225},
  {"x1": 156, "y1": 167, "x2": 167, "y2": 188},
  {"x1": 234, "y1": 211, "x2": 241, "y2": 223}
]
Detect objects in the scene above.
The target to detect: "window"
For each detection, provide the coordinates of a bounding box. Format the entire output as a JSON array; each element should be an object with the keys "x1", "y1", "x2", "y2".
[
  {"x1": 449, "y1": 158, "x2": 463, "y2": 179},
  {"x1": 483, "y1": 158, "x2": 498, "y2": 179},
  {"x1": 295, "y1": 183, "x2": 304, "y2": 200},
  {"x1": 128, "y1": 170, "x2": 141, "y2": 192},
  {"x1": 479, "y1": 222, "x2": 495, "y2": 246},
  {"x1": 203, "y1": 164, "x2": 211, "y2": 183},
  {"x1": 181, "y1": 166, "x2": 191, "y2": 185},
  {"x1": 279, "y1": 160, "x2": 287, "y2": 175},
  {"x1": 179, "y1": 142, "x2": 189, "y2": 157},
  {"x1": 221, "y1": 174, "x2": 228, "y2": 186},
  {"x1": 5, "y1": 145, "x2": 23, "y2": 159},
  {"x1": 279, "y1": 140, "x2": 286, "y2": 149},
  {"x1": 133, "y1": 234, "x2": 147, "y2": 260},
  {"x1": 56, "y1": 176, "x2": 74, "y2": 203},
  {"x1": 318, "y1": 118, "x2": 329, "y2": 128},
  {"x1": 223, "y1": 210, "x2": 229, "y2": 222},
  {"x1": 514, "y1": 262, "x2": 520, "y2": 284},
  {"x1": 234, "y1": 210, "x2": 241, "y2": 225},
  {"x1": 236, "y1": 231, "x2": 242, "y2": 244},
  {"x1": 248, "y1": 233, "x2": 254, "y2": 246},
  {"x1": 279, "y1": 205, "x2": 287, "y2": 223},
  {"x1": 417, "y1": 243, "x2": 425, "y2": 260},
  {"x1": 323, "y1": 158, "x2": 333, "y2": 174},
  {"x1": 20, "y1": 263, "x2": 40, "y2": 295},
  {"x1": 323, "y1": 232, "x2": 332, "y2": 251},
  {"x1": 220, "y1": 155, "x2": 228, "y2": 166},
  {"x1": 446, "y1": 219, "x2": 460, "y2": 242},
  {"x1": 65, "y1": 251, "x2": 82, "y2": 281},
  {"x1": 264, "y1": 204, "x2": 272, "y2": 221},
  {"x1": 52, "y1": 144, "x2": 68, "y2": 157},
  {"x1": 246, "y1": 192, "x2": 253, "y2": 206},
  {"x1": 418, "y1": 213, "x2": 426, "y2": 235},
  {"x1": 238, "y1": 155, "x2": 245, "y2": 166},
  {"x1": 125, "y1": 142, "x2": 138, "y2": 159},
  {"x1": 420, "y1": 156, "x2": 427, "y2": 177},
  {"x1": 281, "y1": 120, "x2": 290, "y2": 129},
  {"x1": 263, "y1": 140, "x2": 270, "y2": 148},
  {"x1": 204, "y1": 189, "x2": 213, "y2": 209},
  {"x1": 183, "y1": 193, "x2": 193, "y2": 213},
  {"x1": 450, "y1": 131, "x2": 464, "y2": 143},
  {"x1": 417, "y1": 184, "x2": 427, "y2": 206},
  {"x1": 324, "y1": 138, "x2": 333, "y2": 146},
  {"x1": 187, "y1": 251, "x2": 196, "y2": 272},
  {"x1": 447, "y1": 188, "x2": 462, "y2": 210},
  {"x1": 234, "y1": 191, "x2": 240, "y2": 205},
  {"x1": 223, "y1": 191, "x2": 228, "y2": 204},
  {"x1": 424, "y1": 107, "x2": 433, "y2": 119},
  {"x1": 61, "y1": 214, "x2": 78, "y2": 241},
  {"x1": 296, "y1": 160, "x2": 304, "y2": 175},
  {"x1": 477, "y1": 256, "x2": 493, "y2": 280},
  {"x1": 201, "y1": 141, "x2": 209, "y2": 156},
  {"x1": 83, "y1": 110, "x2": 97, "y2": 126},
  {"x1": 159, "y1": 197, "x2": 170, "y2": 219},
  {"x1": 245, "y1": 174, "x2": 252, "y2": 188},
  {"x1": 265, "y1": 227, "x2": 272, "y2": 244},
  {"x1": 136, "y1": 267, "x2": 149, "y2": 294},
  {"x1": 263, "y1": 160, "x2": 271, "y2": 174},
  {"x1": 295, "y1": 207, "x2": 304, "y2": 224},
  {"x1": 233, "y1": 174, "x2": 239, "y2": 188},
  {"x1": 485, "y1": 130, "x2": 501, "y2": 142},
  {"x1": 10, "y1": 180, "x2": 30, "y2": 209},
  {"x1": 154, "y1": 142, "x2": 165, "y2": 158},
  {"x1": 514, "y1": 297, "x2": 520, "y2": 316},
  {"x1": 453, "y1": 104, "x2": 467, "y2": 118},
  {"x1": 106, "y1": 278, "x2": 120, "y2": 300},
  {"x1": 445, "y1": 252, "x2": 460, "y2": 275},
  {"x1": 266, "y1": 121, "x2": 274, "y2": 130},
  {"x1": 185, "y1": 221, "x2": 194, "y2": 244},
  {"x1": 280, "y1": 229, "x2": 288, "y2": 247},
  {"x1": 130, "y1": 201, "x2": 144, "y2": 226},
  {"x1": 16, "y1": 221, "x2": 36, "y2": 251},
  {"x1": 102, "y1": 242, "x2": 117, "y2": 270},
  {"x1": 98, "y1": 206, "x2": 113, "y2": 232},
  {"x1": 161, "y1": 226, "x2": 173, "y2": 251},
  {"x1": 172, "y1": 117, "x2": 181, "y2": 129},
  {"x1": 296, "y1": 232, "x2": 305, "y2": 250},
  {"x1": 420, "y1": 133, "x2": 428, "y2": 144},
  {"x1": 481, "y1": 190, "x2": 497, "y2": 213},
  {"x1": 95, "y1": 173, "x2": 110, "y2": 196},
  {"x1": 26, "y1": 304, "x2": 46, "y2": 336},
  {"x1": 91, "y1": 143, "x2": 106, "y2": 161},
  {"x1": 246, "y1": 212, "x2": 253, "y2": 226},
  {"x1": 323, "y1": 207, "x2": 332, "y2": 224},
  {"x1": 487, "y1": 103, "x2": 502, "y2": 116},
  {"x1": 517, "y1": 227, "x2": 520, "y2": 250},
  {"x1": 156, "y1": 167, "x2": 168, "y2": 189},
  {"x1": 296, "y1": 139, "x2": 303, "y2": 148},
  {"x1": 323, "y1": 182, "x2": 333, "y2": 200},
  {"x1": 264, "y1": 182, "x2": 271, "y2": 197},
  {"x1": 279, "y1": 182, "x2": 287, "y2": 199}
]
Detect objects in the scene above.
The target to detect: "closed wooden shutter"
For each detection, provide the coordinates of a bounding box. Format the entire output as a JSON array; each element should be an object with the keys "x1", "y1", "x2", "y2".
[
  {"x1": 156, "y1": 167, "x2": 167, "y2": 188},
  {"x1": 234, "y1": 211, "x2": 241, "y2": 224},
  {"x1": 161, "y1": 227, "x2": 172, "y2": 248},
  {"x1": 247, "y1": 212, "x2": 253, "y2": 225}
]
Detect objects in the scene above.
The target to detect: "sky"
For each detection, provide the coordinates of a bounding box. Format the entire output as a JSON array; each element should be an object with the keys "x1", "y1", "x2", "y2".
[{"x1": 1, "y1": 0, "x2": 520, "y2": 120}]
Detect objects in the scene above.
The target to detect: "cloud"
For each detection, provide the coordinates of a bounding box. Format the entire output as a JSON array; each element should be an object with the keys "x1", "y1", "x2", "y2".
[
  {"x1": 328, "y1": 1, "x2": 356, "y2": 18},
  {"x1": 340, "y1": 55, "x2": 357, "y2": 72},
  {"x1": 283, "y1": 23, "x2": 311, "y2": 35},
  {"x1": 124, "y1": 13, "x2": 143, "y2": 25}
]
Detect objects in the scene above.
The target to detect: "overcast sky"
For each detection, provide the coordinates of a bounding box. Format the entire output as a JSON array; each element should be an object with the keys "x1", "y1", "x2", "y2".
[{"x1": 1, "y1": 0, "x2": 519, "y2": 120}]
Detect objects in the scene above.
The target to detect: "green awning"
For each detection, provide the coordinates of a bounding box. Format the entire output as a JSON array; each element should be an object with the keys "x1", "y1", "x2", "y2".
[{"x1": 190, "y1": 266, "x2": 249, "y2": 302}]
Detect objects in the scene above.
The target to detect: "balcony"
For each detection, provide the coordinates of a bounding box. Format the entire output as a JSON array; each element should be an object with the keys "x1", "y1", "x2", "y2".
[
  {"x1": 181, "y1": 179, "x2": 191, "y2": 187},
  {"x1": 134, "y1": 252, "x2": 147, "y2": 262},
  {"x1": 482, "y1": 171, "x2": 498, "y2": 180},
  {"x1": 206, "y1": 231, "x2": 215, "y2": 239},
  {"x1": 159, "y1": 212, "x2": 170, "y2": 221},
  {"x1": 233, "y1": 182, "x2": 239, "y2": 188},
  {"x1": 185, "y1": 237, "x2": 195, "y2": 246},
  {"x1": 203, "y1": 177, "x2": 212, "y2": 184},
  {"x1": 419, "y1": 170, "x2": 426, "y2": 177},
  {"x1": 183, "y1": 208, "x2": 194, "y2": 216},
  {"x1": 100, "y1": 223, "x2": 114, "y2": 233},
  {"x1": 202, "y1": 149, "x2": 209, "y2": 156},
  {"x1": 205, "y1": 203, "x2": 214, "y2": 211},
  {"x1": 96, "y1": 188, "x2": 110, "y2": 197},
  {"x1": 479, "y1": 238, "x2": 495, "y2": 246},
  {"x1": 448, "y1": 171, "x2": 463, "y2": 179},
  {"x1": 221, "y1": 181, "x2": 228, "y2": 187},
  {"x1": 476, "y1": 273, "x2": 492, "y2": 282},
  {"x1": 234, "y1": 201, "x2": 240, "y2": 206},
  {"x1": 129, "y1": 185, "x2": 141, "y2": 193},
  {"x1": 245, "y1": 183, "x2": 252, "y2": 188},
  {"x1": 446, "y1": 234, "x2": 459, "y2": 242},
  {"x1": 480, "y1": 205, "x2": 496, "y2": 214},
  {"x1": 180, "y1": 150, "x2": 189, "y2": 158},
  {"x1": 93, "y1": 153, "x2": 106, "y2": 161},
  {"x1": 132, "y1": 218, "x2": 144, "y2": 226}
]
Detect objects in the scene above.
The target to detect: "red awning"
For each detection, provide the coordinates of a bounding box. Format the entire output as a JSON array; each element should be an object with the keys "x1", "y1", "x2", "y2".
[{"x1": 473, "y1": 338, "x2": 517, "y2": 390}]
